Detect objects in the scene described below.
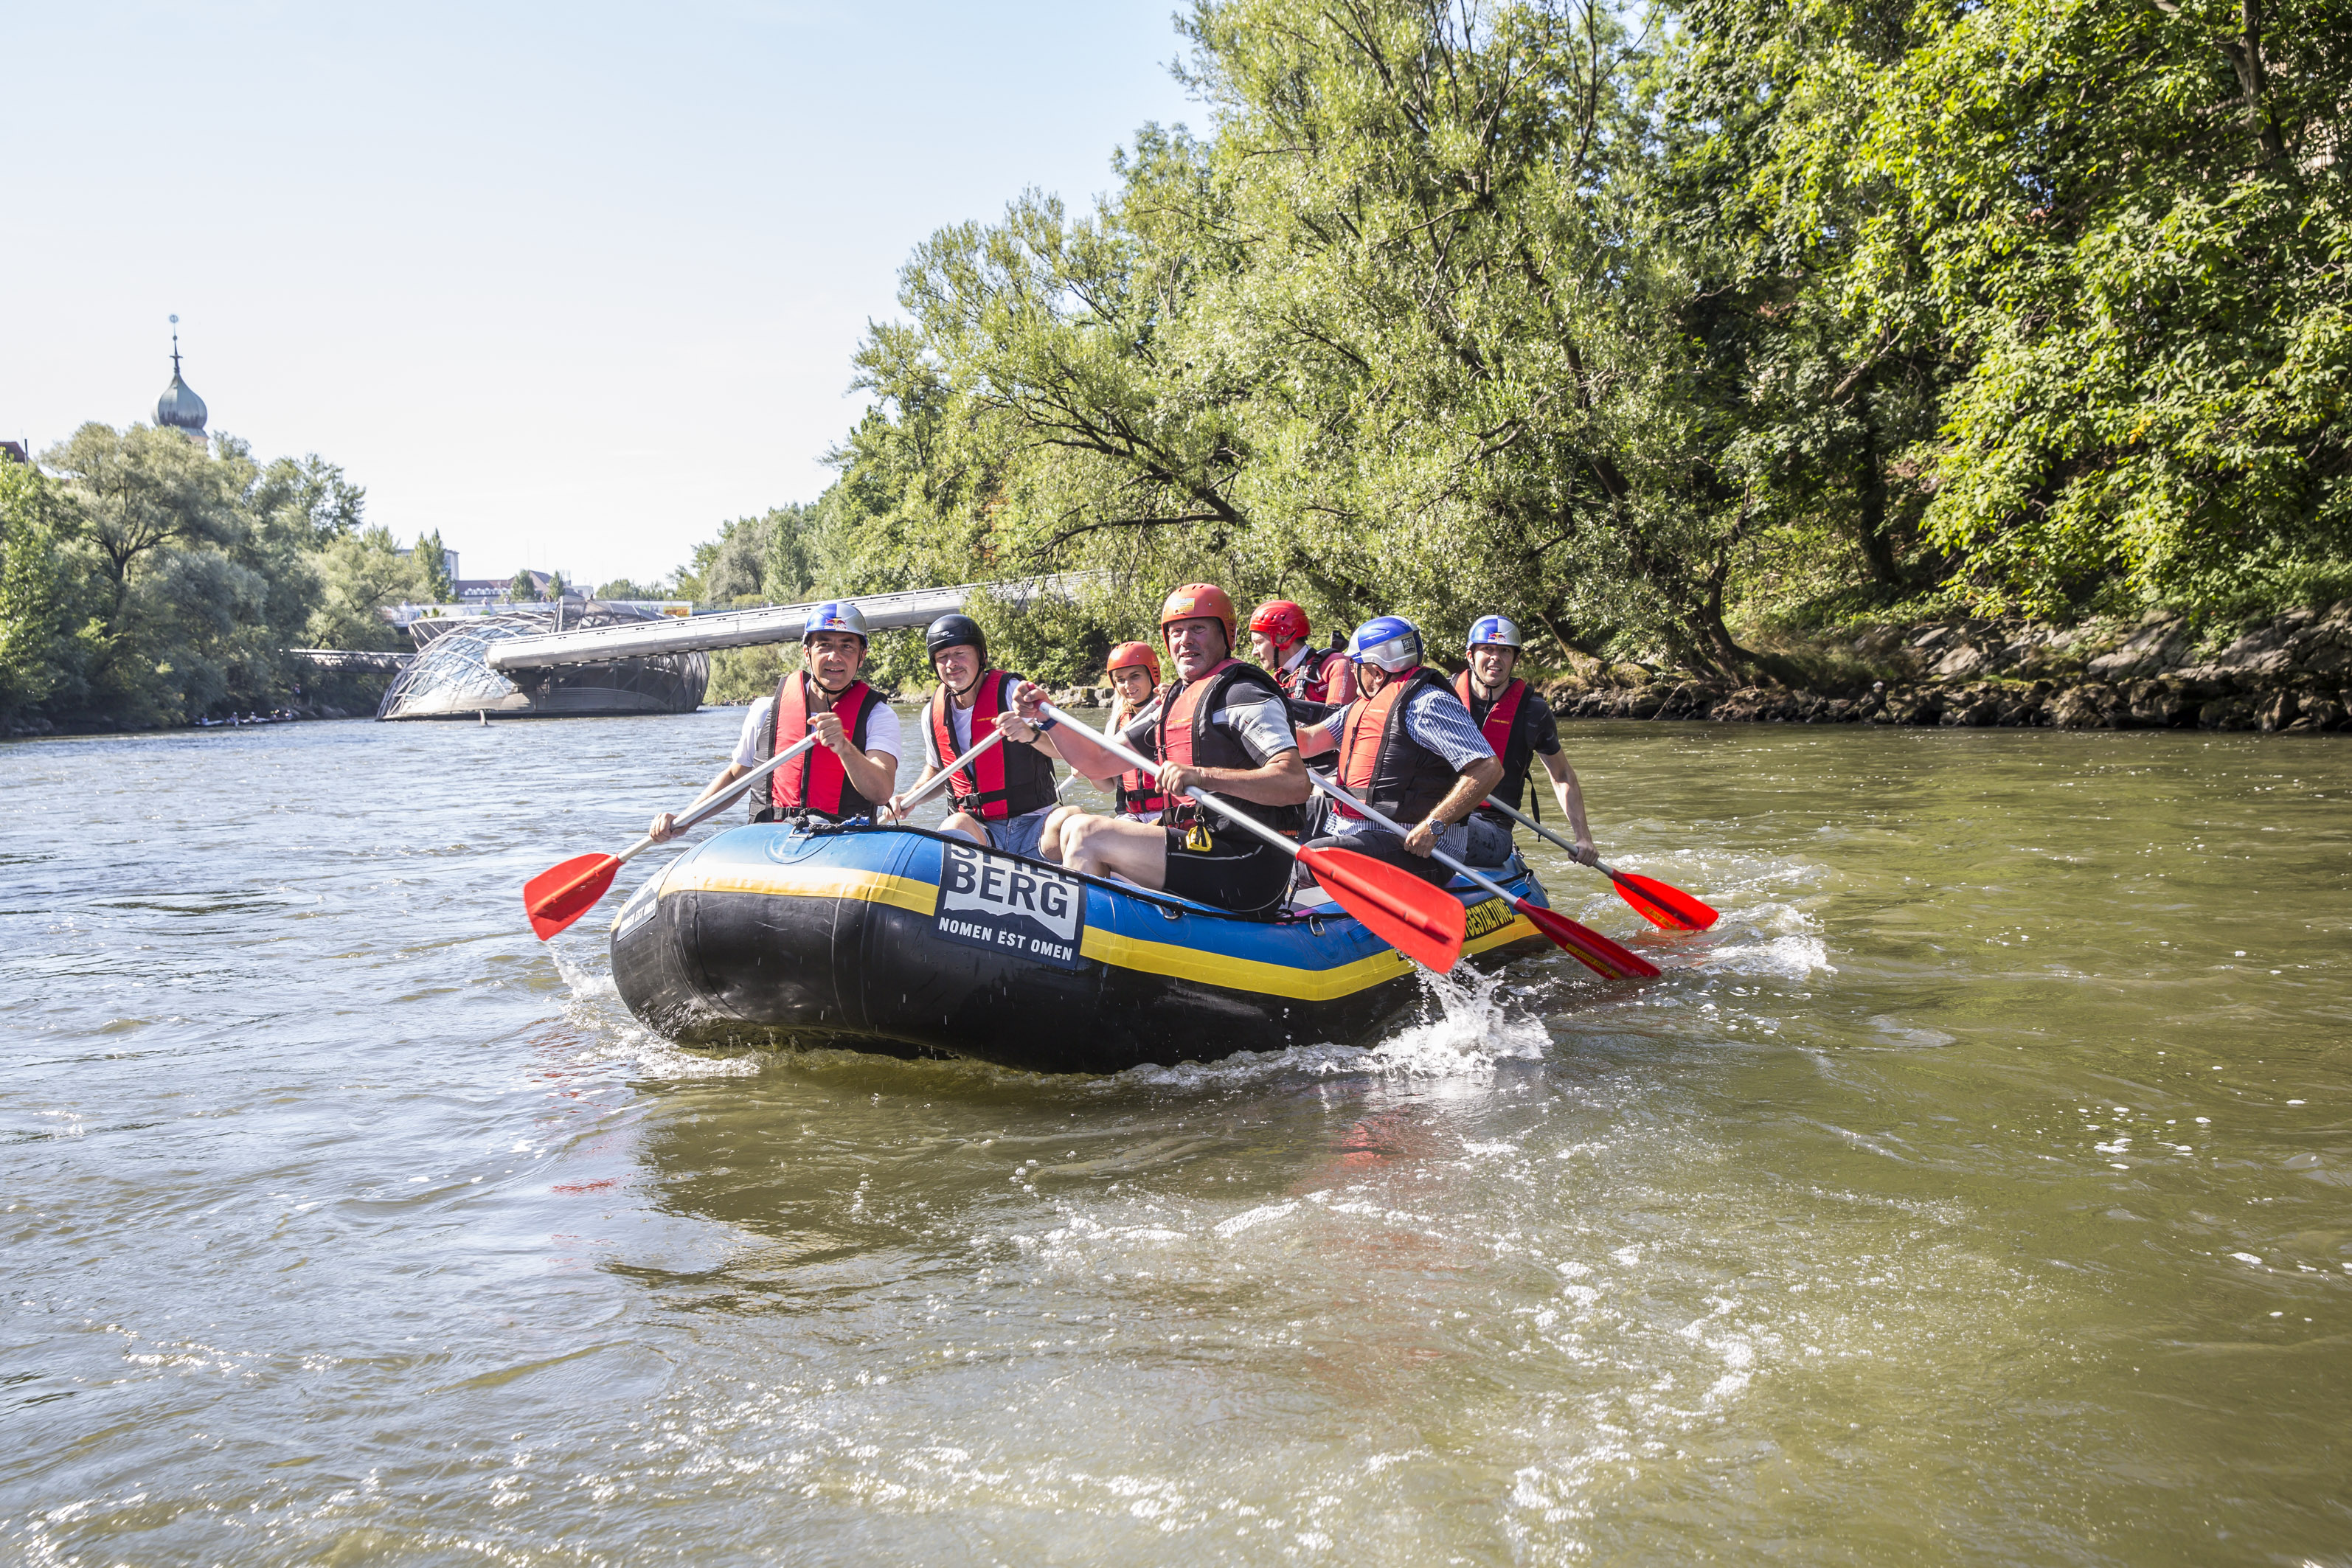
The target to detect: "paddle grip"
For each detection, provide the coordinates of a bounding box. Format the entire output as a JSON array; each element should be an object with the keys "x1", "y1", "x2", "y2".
[{"x1": 669, "y1": 732, "x2": 822, "y2": 839}]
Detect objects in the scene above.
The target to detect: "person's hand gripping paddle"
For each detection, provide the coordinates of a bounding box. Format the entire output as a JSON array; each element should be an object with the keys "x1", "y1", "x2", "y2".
[
  {"x1": 522, "y1": 732, "x2": 825, "y2": 940},
  {"x1": 1308, "y1": 772, "x2": 1659, "y2": 981},
  {"x1": 1036, "y1": 702, "x2": 1465, "y2": 973},
  {"x1": 1478, "y1": 794, "x2": 1718, "y2": 932},
  {"x1": 880, "y1": 726, "x2": 1011, "y2": 823}
]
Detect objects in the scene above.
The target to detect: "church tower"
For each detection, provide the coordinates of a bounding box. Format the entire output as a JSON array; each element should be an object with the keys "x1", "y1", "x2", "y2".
[{"x1": 155, "y1": 315, "x2": 209, "y2": 445}]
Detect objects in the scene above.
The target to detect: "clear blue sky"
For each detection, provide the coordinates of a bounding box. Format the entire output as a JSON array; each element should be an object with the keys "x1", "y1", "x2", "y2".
[{"x1": 0, "y1": 1, "x2": 1200, "y2": 589}]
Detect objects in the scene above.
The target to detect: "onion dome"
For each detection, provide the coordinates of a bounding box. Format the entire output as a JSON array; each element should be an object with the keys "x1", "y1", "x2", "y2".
[{"x1": 156, "y1": 323, "x2": 208, "y2": 441}]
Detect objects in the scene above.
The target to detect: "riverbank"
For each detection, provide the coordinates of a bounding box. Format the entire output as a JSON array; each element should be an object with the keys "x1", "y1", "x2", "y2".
[{"x1": 1550, "y1": 600, "x2": 2352, "y2": 733}]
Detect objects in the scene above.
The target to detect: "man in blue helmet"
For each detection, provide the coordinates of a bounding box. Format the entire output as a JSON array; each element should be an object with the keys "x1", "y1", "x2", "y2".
[
  {"x1": 1457, "y1": 615, "x2": 1597, "y2": 864},
  {"x1": 1292, "y1": 616, "x2": 1508, "y2": 884},
  {"x1": 649, "y1": 600, "x2": 901, "y2": 841}
]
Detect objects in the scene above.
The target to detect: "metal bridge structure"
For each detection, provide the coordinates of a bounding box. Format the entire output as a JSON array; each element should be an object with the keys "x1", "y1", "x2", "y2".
[
  {"x1": 479, "y1": 575, "x2": 1097, "y2": 671},
  {"x1": 373, "y1": 573, "x2": 1101, "y2": 721}
]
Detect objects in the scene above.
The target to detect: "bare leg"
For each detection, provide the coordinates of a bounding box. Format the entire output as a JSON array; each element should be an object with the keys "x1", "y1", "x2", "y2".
[
  {"x1": 1037, "y1": 804, "x2": 1089, "y2": 864},
  {"x1": 1058, "y1": 814, "x2": 1169, "y2": 888},
  {"x1": 937, "y1": 811, "x2": 992, "y2": 848}
]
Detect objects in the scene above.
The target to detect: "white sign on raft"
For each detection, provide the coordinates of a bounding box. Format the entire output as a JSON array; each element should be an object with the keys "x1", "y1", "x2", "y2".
[{"x1": 931, "y1": 841, "x2": 1087, "y2": 971}]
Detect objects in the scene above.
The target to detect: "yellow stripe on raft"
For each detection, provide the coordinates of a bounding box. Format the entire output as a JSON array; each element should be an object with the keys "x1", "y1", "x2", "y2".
[
  {"x1": 659, "y1": 859, "x2": 1541, "y2": 1001},
  {"x1": 665, "y1": 861, "x2": 939, "y2": 917}
]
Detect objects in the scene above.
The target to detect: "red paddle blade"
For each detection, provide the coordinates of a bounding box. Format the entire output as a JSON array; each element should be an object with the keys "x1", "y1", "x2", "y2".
[
  {"x1": 1517, "y1": 898, "x2": 1661, "y2": 979},
  {"x1": 1609, "y1": 870, "x2": 1719, "y2": 932},
  {"x1": 1298, "y1": 844, "x2": 1466, "y2": 973},
  {"x1": 524, "y1": 852, "x2": 621, "y2": 941}
]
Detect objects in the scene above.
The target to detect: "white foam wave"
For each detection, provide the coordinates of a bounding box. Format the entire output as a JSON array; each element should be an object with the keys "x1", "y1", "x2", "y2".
[
  {"x1": 1704, "y1": 933, "x2": 1834, "y2": 979},
  {"x1": 1106, "y1": 965, "x2": 1549, "y2": 1091}
]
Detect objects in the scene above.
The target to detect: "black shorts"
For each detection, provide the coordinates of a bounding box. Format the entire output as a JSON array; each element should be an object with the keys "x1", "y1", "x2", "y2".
[
  {"x1": 1161, "y1": 823, "x2": 1294, "y2": 917},
  {"x1": 1300, "y1": 829, "x2": 1453, "y2": 887}
]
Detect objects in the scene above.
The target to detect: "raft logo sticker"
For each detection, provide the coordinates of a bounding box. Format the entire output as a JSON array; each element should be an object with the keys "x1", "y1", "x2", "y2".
[
  {"x1": 932, "y1": 842, "x2": 1087, "y2": 970},
  {"x1": 1463, "y1": 895, "x2": 1518, "y2": 941}
]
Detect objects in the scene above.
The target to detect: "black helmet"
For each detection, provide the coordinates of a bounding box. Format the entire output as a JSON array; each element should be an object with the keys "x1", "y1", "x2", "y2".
[{"x1": 926, "y1": 613, "x2": 986, "y2": 665}]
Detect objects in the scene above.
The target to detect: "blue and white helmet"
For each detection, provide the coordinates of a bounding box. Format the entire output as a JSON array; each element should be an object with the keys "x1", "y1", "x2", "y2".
[
  {"x1": 802, "y1": 600, "x2": 869, "y2": 645},
  {"x1": 1468, "y1": 614, "x2": 1523, "y2": 652},
  {"x1": 1347, "y1": 615, "x2": 1423, "y2": 673}
]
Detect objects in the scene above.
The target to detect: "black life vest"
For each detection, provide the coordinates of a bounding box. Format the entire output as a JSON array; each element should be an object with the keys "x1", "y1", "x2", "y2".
[
  {"x1": 1278, "y1": 647, "x2": 1347, "y2": 704},
  {"x1": 928, "y1": 669, "x2": 1058, "y2": 820},
  {"x1": 1333, "y1": 667, "x2": 1459, "y2": 827},
  {"x1": 760, "y1": 670, "x2": 882, "y2": 823},
  {"x1": 1456, "y1": 672, "x2": 1544, "y2": 816},
  {"x1": 1154, "y1": 658, "x2": 1305, "y2": 833}
]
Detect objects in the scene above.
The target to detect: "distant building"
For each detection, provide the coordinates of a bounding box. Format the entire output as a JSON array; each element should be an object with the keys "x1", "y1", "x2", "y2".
[
  {"x1": 156, "y1": 322, "x2": 208, "y2": 445},
  {"x1": 0, "y1": 441, "x2": 26, "y2": 466}
]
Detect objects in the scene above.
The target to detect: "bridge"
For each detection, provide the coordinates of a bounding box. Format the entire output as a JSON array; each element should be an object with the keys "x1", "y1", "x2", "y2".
[
  {"x1": 287, "y1": 648, "x2": 412, "y2": 673},
  {"x1": 479, "y1": 574, "x2": 1100, "y2": 670}
]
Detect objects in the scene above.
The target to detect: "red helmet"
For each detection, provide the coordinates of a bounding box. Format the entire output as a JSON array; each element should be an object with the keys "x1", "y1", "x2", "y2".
[
  {"x1": 1106, "y1": 641, "x2": 1162, "y2": 683},
  {"x1": 1248, "y1": 599, "x2": 1310, "y2": 647},
  {"x1": 1157, "y1": 583, "x2": 1236, "y2": 648}
]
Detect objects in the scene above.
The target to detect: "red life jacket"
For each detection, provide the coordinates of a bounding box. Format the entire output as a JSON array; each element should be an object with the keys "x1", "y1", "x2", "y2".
[
  {"x1": 769, "y1": 670, "x2": 881, "y2": 821},
  {"x1": 1455, "y1": 672, "x2": 1542, "y2": 816},
  {"x1": 1154, "y1": 658, "x2": 1305, "y2": 833},
  {"x1": 1333, "y1": 667, "x2": 1458, "y2": 825},
  {"x1": 1113, "y1": 689, "x2": 1175, "y2": 819},
  {"x1": 927, "y1": 669, "x2": 1058, "y2": 820}
]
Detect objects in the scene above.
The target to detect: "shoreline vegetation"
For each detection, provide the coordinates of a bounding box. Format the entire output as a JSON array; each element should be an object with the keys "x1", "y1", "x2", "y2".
[{"x1": 7, "y1": 0, "x2": 2345, "y2": 739}]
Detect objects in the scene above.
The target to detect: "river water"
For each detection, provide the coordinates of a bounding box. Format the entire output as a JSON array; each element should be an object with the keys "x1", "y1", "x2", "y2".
[{"x1": 3, "y1": 708, "x2": 2345, "y2": 1564}]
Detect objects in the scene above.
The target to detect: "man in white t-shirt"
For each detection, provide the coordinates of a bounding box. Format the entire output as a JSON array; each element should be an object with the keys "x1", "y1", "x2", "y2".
[{"x1": 649, "y1": 601, "x2": 901, "y2": 841}]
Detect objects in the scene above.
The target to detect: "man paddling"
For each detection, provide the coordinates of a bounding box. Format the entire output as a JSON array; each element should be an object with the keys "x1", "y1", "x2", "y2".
[
  {"x1": 1293, "y1": 616, "x2": 1505, "y2": 885},
  {"x1": 1248, "y1": 599, "x2": 1356, "y2": 713},
  {"x1": 1011, "y1": 584, "x2": 1309, "y2": 917},
  {"x1": 1460, "y1": 615, "x2": 1598, "y2": 865},
  {"x1": 649, "y1": 601, "x2": 900, "y2": 841},
  {"x1": 885, "y1": 614, "x2": 1064, "y2": 859}
]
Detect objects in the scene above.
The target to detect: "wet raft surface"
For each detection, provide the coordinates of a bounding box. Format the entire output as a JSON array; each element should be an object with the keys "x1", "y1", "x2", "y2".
[
  {"x1": 3, "y1": 708, "x2": 2348, "y2": 1563},
  {"x1": 611, "y1": 822, "x2": 1550, "y2": 1071}
]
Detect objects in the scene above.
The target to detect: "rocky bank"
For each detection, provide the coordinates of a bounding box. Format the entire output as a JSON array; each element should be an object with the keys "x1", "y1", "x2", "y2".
[{"x1": 1549, "y1": 601, "x2": 2352, "y2": 733}]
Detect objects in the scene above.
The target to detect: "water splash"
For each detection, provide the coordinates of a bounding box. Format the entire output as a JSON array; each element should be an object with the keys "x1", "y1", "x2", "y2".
[{"x1": 1108, "y1": 962, "x2": 1548, "y2": 1091}]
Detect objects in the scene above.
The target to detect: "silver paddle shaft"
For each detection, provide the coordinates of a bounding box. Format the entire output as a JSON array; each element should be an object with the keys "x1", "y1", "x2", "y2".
[
  {"x1": 1309, "y1": 771, "x2": 1519, "y2": 906},
  {"x1": 889, "y1": 726, "x2": 1010, "y2": 819},
  {"x1": 1037, "y1": 701, "x2": 1302, "y2": 861},
  {"x1": 1479, "y1": 794, "x2": 1603, "y2": 870},
  {"x1": 618, "y1": 732, "x2": 826, "y2": 867}
]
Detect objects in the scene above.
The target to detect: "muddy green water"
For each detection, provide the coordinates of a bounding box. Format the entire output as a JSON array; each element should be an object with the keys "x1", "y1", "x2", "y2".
[{"x1": 2, "y1": 711, "x2": 2346, "y2": 1564}]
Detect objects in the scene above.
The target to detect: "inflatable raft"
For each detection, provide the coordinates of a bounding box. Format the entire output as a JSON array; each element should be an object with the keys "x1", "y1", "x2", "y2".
[{"x1": 608, "y1": 822, "x2": 1553, "y2": 1073}]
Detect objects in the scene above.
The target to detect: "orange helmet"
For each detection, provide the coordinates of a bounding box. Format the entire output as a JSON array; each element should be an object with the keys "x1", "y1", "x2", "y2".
[
  {"x1": 1158, "y1": 583, "x2": 1236, "y2": 648},
  {"x1": 1106, "y1": 641, "x2": 1162, "y2": 683}
]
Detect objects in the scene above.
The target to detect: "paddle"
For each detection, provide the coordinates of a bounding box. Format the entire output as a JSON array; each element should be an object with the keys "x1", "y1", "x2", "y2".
[
  {"x1": 1478, "y1": 794, "x2": 1718, "y2": 932},
  {"x1": 1036, "y1": 701, "x2": 1465, "y2": 973},
  {"x1": 883, "y1": 725, "x2": 1010, "y2": 822},
  {"x1": 523, "y1": 732, "x2": 821, "y2": 940},
  {"x1": 1308, "y1": 772, "x2": 1659, "y2": 981}
]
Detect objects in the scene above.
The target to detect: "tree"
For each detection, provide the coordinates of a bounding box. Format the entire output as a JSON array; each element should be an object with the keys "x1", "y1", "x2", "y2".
[
  {"x1": 507, "y1": 567, "x2": 539, "y2": 603},
  {"x1": 308, "y1": 526, "x2": 426, "y2": 651},
  {"x1": 251, "y1": 454, "x2": 365, "y2": 547},
  {"x1": 412, "y1": 528, "x2": 455, "y2": 602},
  {"x1": 0, "y1": 460, "x2": 87, "y2": 722}
]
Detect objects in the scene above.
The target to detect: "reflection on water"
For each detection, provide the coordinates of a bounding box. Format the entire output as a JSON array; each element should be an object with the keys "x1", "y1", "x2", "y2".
[{"x1": 3, "y1": 713, "x2": 2347, "y2": 1562}]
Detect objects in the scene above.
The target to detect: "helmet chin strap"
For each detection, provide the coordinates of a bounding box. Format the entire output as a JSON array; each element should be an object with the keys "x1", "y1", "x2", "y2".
[{"x1": 808, "y1": 659, "x2": 857, "y2": 699}]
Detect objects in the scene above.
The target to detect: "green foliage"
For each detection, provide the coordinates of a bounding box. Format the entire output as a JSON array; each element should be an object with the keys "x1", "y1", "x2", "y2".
[
  {"x1": 308, "y1": 526, "x2": 428, "y2": 651},
  {"x1": 594, "y1": 577, "x2": 668, "y2": 600},
  {"x1": 0, "y1": 423, "x2": 447, "y2": 727},
  {"x1": 506, "y1": 567, "x2": 539, "y2": 603},
  {"x1": 412, "y1": 528, "x2": 455, "y2": 602},
  {"x1": 0, "y1": 461, "x2": 87, "y2": 721}
]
